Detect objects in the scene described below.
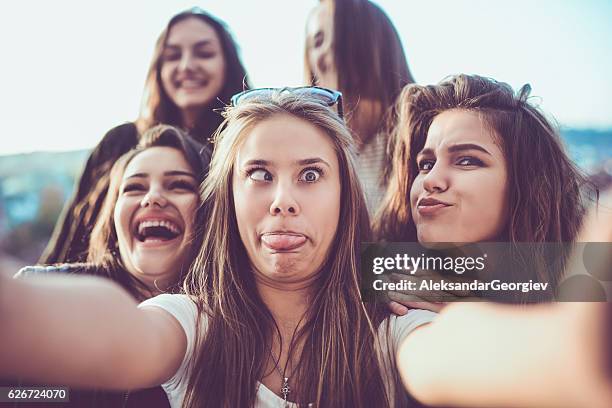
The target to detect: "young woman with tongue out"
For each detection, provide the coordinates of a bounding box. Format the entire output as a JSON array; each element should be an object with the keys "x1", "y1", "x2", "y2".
[
  {"x1": 14, "y1": 124, "x2": 209, "y2": 407},
  {"x1": 40, "y1": 8, "x2": 250, "y2": 265},
  {"x1": 0, "y1": 91, "x2": 435, "y2": 407}
]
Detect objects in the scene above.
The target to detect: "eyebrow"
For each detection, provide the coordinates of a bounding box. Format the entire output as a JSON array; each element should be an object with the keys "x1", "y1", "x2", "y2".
[
  {"x1": 243, "y1": 158, "x2": 332, "y2": 168},
  {"x1": 448, "y1": 143, "x2": 492, "y2": 155},
  {"x1": 126, "y1": 170, "x2": 195, "y2": 179},
  {"x1": 418, "y1": 143, "x2": 492, "y2": 157}
]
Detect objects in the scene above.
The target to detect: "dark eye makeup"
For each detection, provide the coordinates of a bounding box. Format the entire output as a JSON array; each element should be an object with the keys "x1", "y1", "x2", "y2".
[
  {"x1": 456, "y1": 156, "x2": 485, "y2": 167},
  {"x1": 168, "y1": 179, "x2": 196, "y2": 190}
]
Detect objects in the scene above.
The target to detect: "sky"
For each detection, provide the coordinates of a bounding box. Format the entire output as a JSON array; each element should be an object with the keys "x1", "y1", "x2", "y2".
[{"x1": 0, "y1": 0, "x2": 610, "y2": 155}]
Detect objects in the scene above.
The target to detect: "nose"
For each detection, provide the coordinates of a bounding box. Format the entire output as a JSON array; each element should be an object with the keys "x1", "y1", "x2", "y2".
[
  {"x1": 269, "y1": 182, "x2": 300, "y2": 216},
  {"x1": 178, "y1": 52, "x2": 196, "y2": 72},
  {"x1": 422, "y1": 163, "x2": 449, "y2": 193},
  {"x1": 141, "y1": 186, "x2": 168, "y2": 208}
]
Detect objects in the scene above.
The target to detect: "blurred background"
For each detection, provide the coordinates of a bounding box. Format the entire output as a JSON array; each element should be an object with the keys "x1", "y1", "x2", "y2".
[{"x1": 0, "y1": 0, "x2": 610, "y2": 269}]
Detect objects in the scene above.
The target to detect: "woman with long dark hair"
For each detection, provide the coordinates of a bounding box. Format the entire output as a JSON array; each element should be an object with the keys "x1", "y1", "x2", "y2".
[
  {"x1": 374, "y1": 74, "x2": 592, "y2": 303},
  {"x1": 304, "y1": 0, "x2": 415, "y2": 214},
  {"x1": 40, "y1": 8, "x2": 249, "y2": 264}
]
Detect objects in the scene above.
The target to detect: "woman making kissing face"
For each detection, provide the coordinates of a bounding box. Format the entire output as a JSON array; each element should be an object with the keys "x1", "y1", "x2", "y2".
[{"x1": 410, "y1": 109, "x2": 508, "y2": 243}]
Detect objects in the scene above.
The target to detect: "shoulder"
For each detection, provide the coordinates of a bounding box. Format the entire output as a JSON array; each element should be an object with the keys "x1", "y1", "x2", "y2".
[
  {"x1": 139, "y1": 293, "x2": 199, "y2": 312},
  {"x1": 138, "y1": 294, "x2": 204, "y2": 336},
  {"x1": 139, "y1": 294, "x2": 206, "y2": 396},
  {"x1": 382, "y1": 309, "x2": 437, "y2": 347}
]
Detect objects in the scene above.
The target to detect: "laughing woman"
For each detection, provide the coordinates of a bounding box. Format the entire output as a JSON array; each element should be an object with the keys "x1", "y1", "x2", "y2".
[
  {"x1": 40, "y1": 8, "x2": 249, "y2": 264},
  {"x1": 0, "y1": 91, "x2": 435, "y2": 408},
  {"x1": 14, "y1": 125, "x2": 209, "y2": 407}
]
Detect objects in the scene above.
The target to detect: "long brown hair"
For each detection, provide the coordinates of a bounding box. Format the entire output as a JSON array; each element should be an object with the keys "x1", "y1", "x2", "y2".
[
  {"x1": 183, "y1": 93, "x2": 394, "y2": 407},
  {"x1": 374, "y1": 74, "x2": 593, "y2": 287},
  {"x1": 305, "y1": 0, "x2": 414, "y2": 147},
  {"x1": 88, "y1": 125, "x2": 210, "y2": 300},
  {"x1": 136, "y1": 8, "x2": 250, "y2": 140}
]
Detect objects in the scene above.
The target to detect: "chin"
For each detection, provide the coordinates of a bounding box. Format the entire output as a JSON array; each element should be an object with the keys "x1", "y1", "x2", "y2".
[
  {"x1": 417, "y1": 226, "x2": 438, "y2": 243},
  {"x1": 417, "y1": 230, "x2": 455, "y2": 245},
  {"x1": 134, "y1": 261, "x2": 175, "y2": 279}
]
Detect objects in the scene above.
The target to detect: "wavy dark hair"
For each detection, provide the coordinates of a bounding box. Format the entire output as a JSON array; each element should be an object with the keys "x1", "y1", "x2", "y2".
[
  {"x1": 374, "y1": 74, "x2": 594, "y2": 292},
  {"x1": 305, "y1": 0, "x2": 414, "y2": 149},
  {"x1": 182, "y1": 92, "x2": 401, "y2": 407},
  {"x1": 136, "y1": 8, "x2": 250, "y2": 141},
  {"x1": 88, "y1": 125, "x2": 210, "y2": 300}
]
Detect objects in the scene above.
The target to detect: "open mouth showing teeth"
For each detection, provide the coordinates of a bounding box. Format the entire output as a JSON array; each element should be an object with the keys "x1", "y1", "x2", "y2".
[
  {"x1": 135, "y1": 220, "x2": 182, "y2": 242},
  {"x1": 178, "y1": 79, "x2": 207, "y2": 89}
]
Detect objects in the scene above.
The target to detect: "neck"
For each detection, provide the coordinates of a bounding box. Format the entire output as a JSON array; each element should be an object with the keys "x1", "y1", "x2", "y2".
[
  {"x1": 180, "y1": 107, "x2": 203, "y2": 130},
  {"x1": 349, "y1": 99, "x2": 382, "y2": 147},
  {"x1": 129, "y1": 269, "x2": 176, "y2": 300},
  {"x1": 256, "y1": 279, "x2": 312, "y2": 331}
]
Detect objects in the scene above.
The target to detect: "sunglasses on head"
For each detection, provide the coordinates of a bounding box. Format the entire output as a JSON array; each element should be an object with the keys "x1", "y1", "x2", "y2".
[{"x1": 230, "y1": 86, "x2": 344, "y2": 119}]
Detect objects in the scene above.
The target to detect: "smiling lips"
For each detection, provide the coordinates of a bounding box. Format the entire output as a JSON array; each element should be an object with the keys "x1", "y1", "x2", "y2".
[
  {"x1": 175, "y1": 76, "x2": 208, "y2": 91},
  {"x1": 417, "y1": 197, "x2": 452, "y2": 216},
  {"x1": 261, "y1": 233, "x2": 307, "y2": 251}
]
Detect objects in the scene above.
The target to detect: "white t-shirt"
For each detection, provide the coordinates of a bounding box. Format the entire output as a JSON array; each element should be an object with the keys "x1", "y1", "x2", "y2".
[{"x1": 138, "y1": 294, "x2": 435, "y2": 408}]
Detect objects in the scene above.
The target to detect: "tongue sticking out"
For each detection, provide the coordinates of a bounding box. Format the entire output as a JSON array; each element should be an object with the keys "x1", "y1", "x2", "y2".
[{"x1": 261, "y1": 234, "x2": 307, "y2": 251}]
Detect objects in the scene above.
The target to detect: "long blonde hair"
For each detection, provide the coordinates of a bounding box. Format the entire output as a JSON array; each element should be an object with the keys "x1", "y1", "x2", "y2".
[{"x1": 183, "y1": 92, "x2": 392, "y2": 407}]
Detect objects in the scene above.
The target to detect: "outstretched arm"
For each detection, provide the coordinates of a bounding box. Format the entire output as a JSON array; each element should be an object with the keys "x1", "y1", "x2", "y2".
[
  {"x1": 0, "y1": 272, "x2": 186, "y2": 390},
  {"x1": 397, "y1": 302, "x2": 611, "y2": 408}
]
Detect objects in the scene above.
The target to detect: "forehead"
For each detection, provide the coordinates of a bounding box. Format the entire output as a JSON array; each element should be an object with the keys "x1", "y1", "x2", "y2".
[
  {"x1": 235, "y1": 114, "x2": 338, "y2": 167},
  {"x1": 166, "y1": 16, "x2": 220, "y2": 46},
  {"x1": 124, "y1": 147, "x2": 192, "y2": 176},
  {"x1": 424, "y1": 110, "x2": 500, "y2": 151},
  {"x1": 306, "y1": 3, "x2": 332, "y2": 38}
]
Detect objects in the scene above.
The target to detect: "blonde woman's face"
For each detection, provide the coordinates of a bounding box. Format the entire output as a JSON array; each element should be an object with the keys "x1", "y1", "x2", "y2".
[
  {"x1": 410, "y1": 110, "x2": 509, "y2": 243},
  {"x1": 232, "y1": 114, "x2": 341, "y2": 287}
]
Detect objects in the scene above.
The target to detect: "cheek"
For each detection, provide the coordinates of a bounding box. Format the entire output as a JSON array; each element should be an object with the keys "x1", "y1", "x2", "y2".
[
  {"x1": 307, "y1": 49, "x2": 318, "y2": 72},
  {"x1": 460, "y1": 173, "x2": 509, "y2": 236},
  {"x1": 486, "y1": 178, "x2": 509, "y2": 225},
  {"x1": 210, "y1": 57, "x2": 226, "y2": 80},
  {"x1": 409, "y1": 177, "x2": 423, "y2": 211},
  {"x1": 232, "y1": 183, "x2": 261, "y2": 240},
  {"x1": 181, "y1": 197, "x2": 200, "y2": 233},
  {"x1": 113, "y1": 199, "x2": 132, "y2": 245},
  {"x1": 160, "y1": 64, "x2": 174, "y2": 91},
  {"x1": 308, "y1": 183, "x2": 341, "y2": 241}
]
